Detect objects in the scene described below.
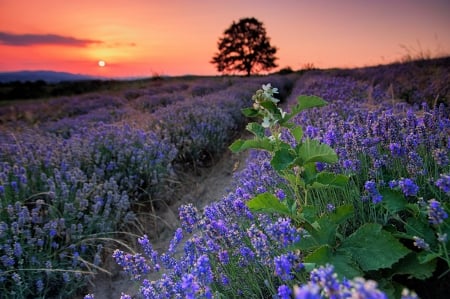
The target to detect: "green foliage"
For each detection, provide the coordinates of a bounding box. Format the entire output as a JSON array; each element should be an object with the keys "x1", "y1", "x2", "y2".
[
  {"x1": 246, "y1": 192, "x2": 292, "y2": 216},
  {"x1": 340, "y1": 223, "x2": 410, "y2": 272},
  {"x1": 229, "y1": 83, "x2": 450, "y2": 297}
]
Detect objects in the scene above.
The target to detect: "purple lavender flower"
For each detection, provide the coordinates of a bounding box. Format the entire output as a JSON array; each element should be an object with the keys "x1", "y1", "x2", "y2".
[
  {"x1": 397, "y1": 178, "x2": 419, "y2": 197},
  {"x1": 238, "y1": 246, "x2": 255, "y2": 267},
  {"x1": 168, "y1": 228, "x2": 183, "y2": 254},
  {"x1": 406, "y1": 151, "x2": 425, "y2": 176},
  {"x1": 435, "y1": 174, "x2": 450, "y2": 194},
  {"x1": 401, "y1": 288, "x2": 419, "y2": 299},
  {"x1": 181, "y1": 273, "x2": 200, "y2": 299},
  {"x1": 265, "y1": 217, "x2": 301, "y2": 248},
  {"x1": 137, "y1": 235, "x2": 154, "y2": 257},
  {"x1": 389, "y1": 142, "x2": 405, "y2": 157},
  {"x1": 316, "y1": 162, "x2": 326, "y2": 172},
  {"x1": 112, "y1": 250, "x2": 152, "y2": 280},
  {"x1": 274, "y1": 251, "x2": 302, "y2": 282},
  {"x1": 36, "y1": 279, "x2": 44, "y2": 293},
  {"x1": 277, "y1": 284, "x2": 292, "y2": 299},
  {"x1": 293, "y1": 283, "x2": 321, "y2": 299},
  {"x1": 247, "y1": 225, "x2": 271, "y2": 262},
  {"x1": 10, "y1": 181, "x2": 18, "y2": 193},
  {"x1": 310, "y1": 264, "x2": 340, "y2": 295},
  {"x1": 342, "y1": 159, "x2": 359, "y2": 172},
  {"x1": 388, "y1": 180, "x2": 398, "y2": 189},
  {"x1": 350, "y1": 277, "x2": 387, "y2": 299},
  {"x1": 218, "y1": 250, "x2": 229, "y2": 264},
  {"x1": 13, "y1": 242, "x2": 22, "y2": 258},
  {"x1": 433, "y1": 148, "x2": 449, "y2": 167},
  {"x1": 305, "y1": 126, "x2": 319, "y2": 138},
  {"x1": 276, "y1": 189, "x2": 286, "y2": 201},
  {"x1": 193, "y1": 254, "x2": 213, "y2": 285},
  {"x1": 427, "y1": 199, "x2": 448, "y2": 225},
  {"x1": 326, "y1": 203, "x2": 335, "y2": 212},
  {"x1": 364, "y1": 180, "x2": 383, "y2": 204},
  {"x1": 413, "y1": 236, "x2": 430, "y2": 250},
  {"x1": 179, "y1": 204, "x2": 199, "y2": 233}
]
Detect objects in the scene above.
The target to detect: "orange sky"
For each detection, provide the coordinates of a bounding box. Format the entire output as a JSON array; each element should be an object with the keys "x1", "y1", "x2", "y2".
[{"x1": 1, "y1": 0, "x2": 449, "y2": 78}]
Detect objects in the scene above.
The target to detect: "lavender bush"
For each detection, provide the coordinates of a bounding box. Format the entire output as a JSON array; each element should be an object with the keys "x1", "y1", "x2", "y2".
[
  {"x1": 112, "y1": 77, "x2": 448, "y2": 299},
  {"x1": 0, "y1": 75, "x2": 295, "y2": 298}
]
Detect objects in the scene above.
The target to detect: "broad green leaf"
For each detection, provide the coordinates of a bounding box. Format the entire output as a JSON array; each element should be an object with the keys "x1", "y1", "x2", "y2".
[
  {"x1": 329, "y1": 251, "x2": 363, "y2": 279},
  {"x1": 299, "y1": 205, "x2": 318, "y2": 223},
  {"x1": 303, "y1": 263, "x2": 317, "y2": 272},
  {"x1": 271, "y1": 148, "x2": 295, "y2": 171},
  {"x1": 284, "y1": 172, "x2": 303, "y2": 189},
  {"x1": 279, "y1": 121, "x2": 295, "y2": 129},
  {"x1": 282, "y1": 96, "x2": 328, "y2": 123},
  {"x1": 405, "y1": 217, "x2": 436, "y2": 247},
  {"x1": 297, "y1": 139, "x2": 338, "y2": 164},
  {"x1": 301, "y1": 162, "x2": 318, "y2": 185},
  {"x1": 390, "y1": 253, "x2": 436, "y2": 279},
  {"x1": 242, "y1": 108, "x2": 259, "y2": 117},
  {"x1": 229, "y1": 139, "x2": 246, "y2": 152},
  {"x1": 328, "y1": 204, "x2": 354, "y2": 225},
  {"x1": 291, "y1": 126, "x2": 303, "y2": 143},
  {"x1": 340, "y1": 223, "x2": 410, "y2": 271},
  {"x1": 311, "y1": 172, "x2": 349, "y2": 189},
  {"x1": 246, "y1": 192, "x2": 291, "y2": 215},
  {"x1": 292, "y1": 95, "x2": 328, "y2": 114},
  {"x1": 291, "y1": 234, "x2": 318, "y2": 251},
  {"x1": 305, "y1": 246, "x2": 362, "y2": 279},
  {"x1": 377, "y1": 280, "x2": 397, "y2": 299},
  {"x1": 380, "y1": 188, "x2": 407, "y2": 213},
  {"x1": 312, "y1": 217, "x2": 338, "y2": 246},
  {"x1": 260, "y1": 100, "x2": 279, "y2": 115},
  {"x1": 246, "y1": 122, "x2": 265, "y2": 138},
  {"x1": 304, "y1": 244, "x2": 332, "y2": 264},
  {"x1": 229, "y1": 138, "x2": 273, "y2": 153},
  {"x1": 417, "y1": 251, "x2": 440, "y2": 264}
]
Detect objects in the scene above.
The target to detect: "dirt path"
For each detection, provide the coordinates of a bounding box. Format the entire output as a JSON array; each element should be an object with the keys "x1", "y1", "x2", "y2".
[{"x1": 82, "y1": 148, "x2": 249, "y2": 299}]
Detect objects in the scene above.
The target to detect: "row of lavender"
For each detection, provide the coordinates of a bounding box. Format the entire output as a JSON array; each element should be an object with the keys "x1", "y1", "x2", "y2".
[
  {"x1": 109, "y1": 75, "x2": 449, "y2": 298},
  {"x1": 0, "y1": 75, "x2": 295, "y2": 298}
]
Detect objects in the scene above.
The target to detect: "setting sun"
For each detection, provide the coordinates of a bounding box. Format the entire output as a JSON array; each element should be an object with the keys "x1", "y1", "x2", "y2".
[{"x1": 98, "y1": 60, "x2": 106, "y2": 67}]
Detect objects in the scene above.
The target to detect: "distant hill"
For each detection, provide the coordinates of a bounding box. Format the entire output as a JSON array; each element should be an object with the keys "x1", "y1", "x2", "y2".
[{"x1": 0, "y1": 70, "x2": 97, "y2": 83}]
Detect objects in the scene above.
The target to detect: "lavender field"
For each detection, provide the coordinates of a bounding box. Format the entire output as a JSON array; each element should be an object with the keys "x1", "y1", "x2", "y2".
[{"x1": 1, "y1": 60, "x2": 449, "y2": 299}]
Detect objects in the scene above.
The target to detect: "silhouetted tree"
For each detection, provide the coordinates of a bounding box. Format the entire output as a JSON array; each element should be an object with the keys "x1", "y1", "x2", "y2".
[{"x1": 211, "y1": 17, "x2": 278, "y2": 76}]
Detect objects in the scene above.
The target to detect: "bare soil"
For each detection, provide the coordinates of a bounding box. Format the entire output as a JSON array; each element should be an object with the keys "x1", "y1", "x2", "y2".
[{"x1": 81, "y1": 148, "x2": 249, "y2": 299}]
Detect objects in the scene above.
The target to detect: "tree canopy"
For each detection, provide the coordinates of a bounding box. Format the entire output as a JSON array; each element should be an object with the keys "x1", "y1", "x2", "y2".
[{"x1": 211, "y1": 17, "x2": 278, "y2": 76}]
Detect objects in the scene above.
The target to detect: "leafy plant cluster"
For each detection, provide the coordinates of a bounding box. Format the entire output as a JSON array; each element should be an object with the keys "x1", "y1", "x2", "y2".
[
  {"x1": 0, "y1": 74, "x2": 294, "y2": 298},
  {"x1": 231, "y1": 82, "x2": 449, "y2": 297},
  {"x1": 111, "y1": 77, "x2": 448, "y2": 299}
]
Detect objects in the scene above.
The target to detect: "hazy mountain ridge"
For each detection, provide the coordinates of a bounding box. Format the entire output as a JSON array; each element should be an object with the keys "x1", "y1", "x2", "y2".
[{"x1": 0, "y1": 70, "x2": 97, "y2": 83}]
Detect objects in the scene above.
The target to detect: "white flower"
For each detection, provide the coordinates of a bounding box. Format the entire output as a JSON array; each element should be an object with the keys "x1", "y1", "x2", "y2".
[
  {"x1": 262, "y1": 116, "x2": 271, "y2": 128},
  {"x1": 270, "y1": 96, "x2": 280, "y2": 104},
  {"x1": 262, "y1": 83, "x2": 278, "y2": 94},
  {"x1": 279, "y1": 108, "x2": 287, "y2": 119},
  {"x1": 261, "y1": 84, "x2": 280, "y2": 103},
  {"x1": 268, "y1": 133, "x2": 281, "y2": 143},
  {"x1": 262, "y1": 83, "x2": 272, "y2": 92}
]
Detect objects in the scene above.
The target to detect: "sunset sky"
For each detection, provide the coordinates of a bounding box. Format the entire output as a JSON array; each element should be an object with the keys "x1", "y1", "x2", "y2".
[{"x1": 1, "y1": 0, "x2": 449, "y2": 78}]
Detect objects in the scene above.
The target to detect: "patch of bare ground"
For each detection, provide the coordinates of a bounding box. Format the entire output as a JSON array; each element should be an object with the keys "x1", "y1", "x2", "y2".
[{"x1": 79, "y1": 147, "x2": 249, "y2": 299}]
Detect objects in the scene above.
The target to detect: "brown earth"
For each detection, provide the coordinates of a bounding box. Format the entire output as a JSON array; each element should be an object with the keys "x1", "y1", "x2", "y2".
[{"x1": 81, "y1": 148, "x2": 249, "y2": 299}]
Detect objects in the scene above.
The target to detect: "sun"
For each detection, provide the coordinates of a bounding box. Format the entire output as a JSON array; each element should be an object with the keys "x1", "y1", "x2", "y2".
[{"x1": 98, "y1": 60, "x2": 106, "y2": 67}]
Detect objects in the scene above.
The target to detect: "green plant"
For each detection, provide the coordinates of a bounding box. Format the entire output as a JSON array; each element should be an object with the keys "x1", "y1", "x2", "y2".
[{"x1": 229, "y1": 84, "x2": 448, "y2": 296}]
